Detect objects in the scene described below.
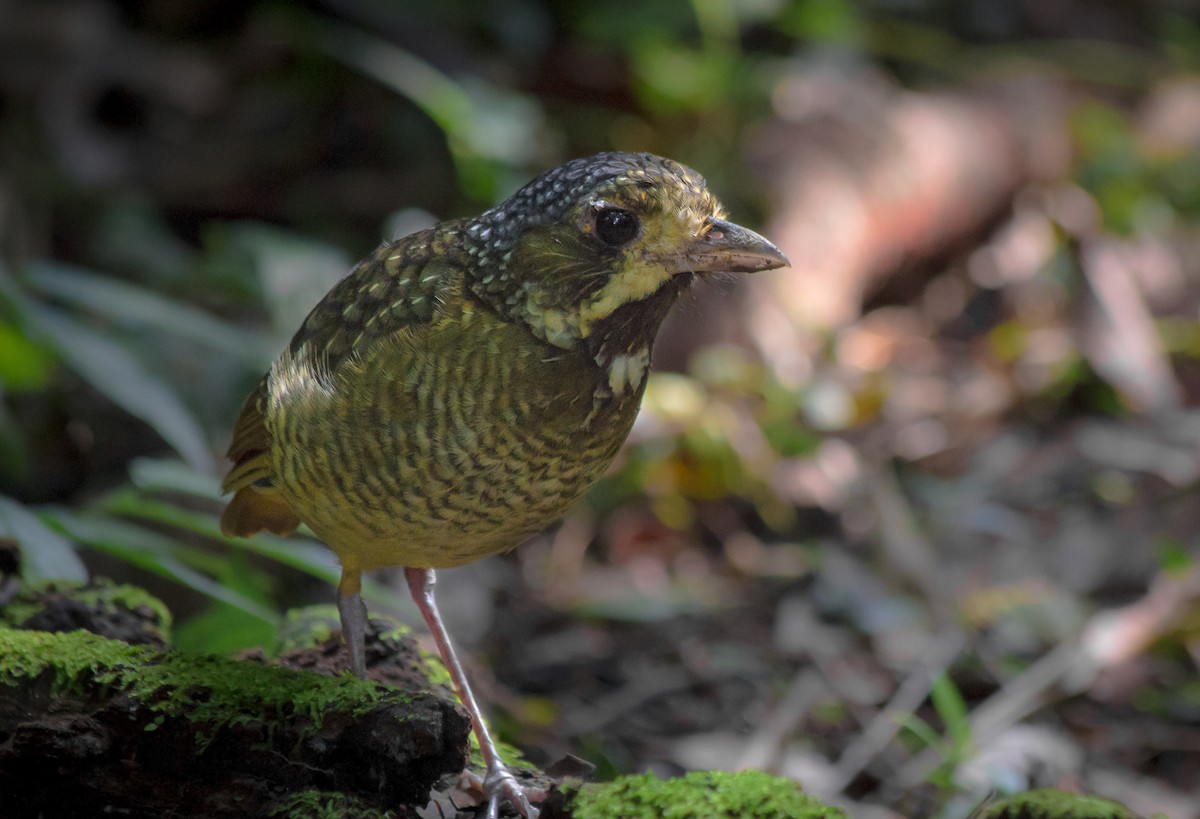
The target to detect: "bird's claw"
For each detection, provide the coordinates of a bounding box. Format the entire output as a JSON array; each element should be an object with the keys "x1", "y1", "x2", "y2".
[{"x1": 481, "y1": 763, "x2": 539, "y2": 819}]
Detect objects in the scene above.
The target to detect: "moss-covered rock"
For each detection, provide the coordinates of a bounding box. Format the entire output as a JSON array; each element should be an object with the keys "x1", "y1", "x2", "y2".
[
  {"x1": 273, "y1": 606, "x2": 537, "y2": 780},
  {"x1": 272, "y1": 603, "x2": 453, "y2": 690},
  {"x1": 0, "y1": 627, "x2": 469, "y2": 818},
  {"x1": 977, "y1": 789, "x2": 1140, "y2": 819},
  {"x1": 557, "y1": 770, "x2": 848, "y2": 819},
  {"x1": 0, "y1": 578, "x2": 172, "y2": 645},
  {"x1": 274, "y1": 603, "x2": 343, "y2": 652}
]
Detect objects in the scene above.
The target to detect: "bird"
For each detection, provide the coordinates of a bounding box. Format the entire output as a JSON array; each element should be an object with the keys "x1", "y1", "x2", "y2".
[{"x1": 219, "y1": 151, "x2": 788, "y2": 818}]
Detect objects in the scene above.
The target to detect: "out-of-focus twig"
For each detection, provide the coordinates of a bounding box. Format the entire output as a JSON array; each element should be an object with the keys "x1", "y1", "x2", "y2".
[
  {"x1": 827, "y1": 627, "x2": 965, "y2": 794},
  {"x1": 866, "y1": 459, "x2": 958, "y2": 628},
  {"x1": 737, "y1": 669, "x2": 830, "y2": 773},
  {"x1": 1081, "y1": 564, "x2": 1200, "y2": 668},
  {"x1": 1077, "y1": 238, "x2": 1182, "y2": 414},
  {"x1": 892, "y1": 564, "x2": 1200, "y2": 788}
]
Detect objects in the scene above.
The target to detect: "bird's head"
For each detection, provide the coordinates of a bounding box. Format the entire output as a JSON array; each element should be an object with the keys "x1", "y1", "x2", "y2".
[{"x1": 464, "y1": 152, "x2": 789, "y2": 363}]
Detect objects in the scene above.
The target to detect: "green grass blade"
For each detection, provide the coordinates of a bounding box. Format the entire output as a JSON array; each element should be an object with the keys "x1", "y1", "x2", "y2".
[{"x1": 929, "y1": 672, "x2": 972, "y2": 755}]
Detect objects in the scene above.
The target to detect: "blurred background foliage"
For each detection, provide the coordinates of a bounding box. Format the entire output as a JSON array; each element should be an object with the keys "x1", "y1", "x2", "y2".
[{"x1": 3, "y1": 0, "x2": 1200, "y2": 815}]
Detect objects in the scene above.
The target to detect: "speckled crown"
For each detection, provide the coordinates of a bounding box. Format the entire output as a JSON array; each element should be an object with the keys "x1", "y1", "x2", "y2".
[{"x1": 463, "y1": 152, "x2": 706, "y2": 258}]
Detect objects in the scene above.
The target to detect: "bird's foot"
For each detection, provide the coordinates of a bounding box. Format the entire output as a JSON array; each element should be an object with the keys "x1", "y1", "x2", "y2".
[{"x1": 473, "y1": 763, "x2": 539, "y2": 819}]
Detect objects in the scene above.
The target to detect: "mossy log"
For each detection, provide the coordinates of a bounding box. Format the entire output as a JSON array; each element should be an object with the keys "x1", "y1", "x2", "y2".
[
  {"x1": 0, "y1": 627, "x2": 470, "y2": 817},
  {"x1": 541, "y1": 770, "x2": 849, "y2": 819},
  {"x1": 976, "y1": 788, "x2": 1140, "y2": 819}
]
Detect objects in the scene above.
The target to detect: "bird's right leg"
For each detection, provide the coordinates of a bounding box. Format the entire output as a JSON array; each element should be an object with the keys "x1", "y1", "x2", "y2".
[
  {"x1": 337, "y1": 567, "x2": 368, "y2": 678},
  {"x1": 404, "y1": 567, "x2": 539, "y2": 819}
]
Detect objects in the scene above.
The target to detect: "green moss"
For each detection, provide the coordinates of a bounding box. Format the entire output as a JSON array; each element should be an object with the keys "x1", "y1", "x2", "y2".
[
  {"x1": 0, "y1": 579, "x2": 172, "y2": 641},
  {"x1": 270, "y1": 607, "x2": 527, "y2": 777},
  {"x1": 467, "y1": 735, "x2": 533, "y2": 772},
  {"x1": 376, "y1": 619, "x2": 454, "y2": 691},
  {"x1": 0, "y1": 628, "x2": 399, "y2": 741},
  {"x1": 979, "y1": 789, "x2": 1135, "y2": 818},
  {"x1": 416, "y1": 650, "x2": 452, "y2": 690},
  {"x1": 275, "y1": 605, "x2": 453, "y2": 691},
  {"x1": 375, "y1": 620, "x2": 414, "y2": 642},
  {"x1": 79, "y1": 580, "x2": 173, "y2": 632},
  {"x1": 267, "y1": 789, "x2": 391, "y2": 819},
  {"x1": 569, "y1": 770, "x2": 847, "y2": 819},
  {"x1": 275, "y1": 605, "x2": 342, "y2": 652},
  {"x1": 365, "y1": 615, "x2": 455, "y2": 693},
  {"x1": 0, "y1": 598, "x2": 40, "y2": 627}
]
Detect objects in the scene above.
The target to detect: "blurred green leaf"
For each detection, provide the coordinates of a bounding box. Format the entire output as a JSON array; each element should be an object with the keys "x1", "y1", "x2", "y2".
[
  {"x1": 690, "y1": 0, "x2": 740, "y2": 57},
  {"x1": 930, "y1": 672, "x2": 972, "y2": 754},
  {"x1": 43, "y1": 508, "x2": 278, "y2": 624},
  {"x1": 99, "y1": 489, "x2": 411, "y2": 613},
  {"x1": 0, "y1": 495, "x2": 88, "y2": 582},
  {"x1": 172, "y1": 553, "x2": 278, "y2": 653},
  {"x1": 92, "y1": 198, "x2": 199, "y2": 285},
  {"x1": 632, "y1": 39, "x2": 736, "y2": 113},
  {"x1": 989, "y1": 320, "x2": 1028, "y2": 361},
  {"x1": 22, "y1": 303, "x2": 215, "y2": 473},
  {"x1": 0, "y1": 404, "x2": 30, "y2": 484},
  {"x1": 1158, "y1": 10, "x2": 1200, "y2": 69},
  {"x1": 779, "y1": 0, "x2": 864, "y2": 45},
  {"x1": 0, "y1": 320, "x2": 56, "y2": 391},
  {"x1": 101, "y1": 489, "x2": 335, "y2": 576},
  {"x1": 895, "y1": 712, "x2": 944, "y2": 754},
  {"x1": 1072, "y1": 101, "x2": 1134, "y2": 159},
  {"x1": 1157, "y1": 538, "x2": 1193, "y2": 575},
  {"x1": 223, "y1": 224, "x2": 349, "y2": 340},
  {"x1": 314, "y1": 19, "x2": 543, "y2": 202},
  {"x1": 23, "y1": 261, "x2": 275, "y2": 369},
  {"x1": 173, "y1": 598, "x2": 279, "y2": 654},
  {"x1": 128, "y1": 457, "x2": 224, "y2": 501},
  {"x1": 761, "y1": 415, "x2": 820, "y2": 458},
  {"x1": 572, "y1": 586, "x2": 720, "y2": 622},
  {"x1": 574, "y1": 0, "x2": 695, "y2": 51},
  {"x1": 1069, "y1": 101, "x2": 1168, "y2": 235}
]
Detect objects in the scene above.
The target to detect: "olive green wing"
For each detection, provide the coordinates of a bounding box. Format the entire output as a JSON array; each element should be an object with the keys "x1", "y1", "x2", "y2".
[{"x1": 220, "y1": 223, "x2": 473, "y2": 538}]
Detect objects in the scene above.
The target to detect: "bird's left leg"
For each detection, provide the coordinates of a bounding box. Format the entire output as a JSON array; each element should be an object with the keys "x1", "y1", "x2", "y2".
[
  {"x1": 404, "y1": 567, "x2": 539, "y2": 819},
  {"x1": 337, "y1": 567, "x2": 368, "y2": 678}
]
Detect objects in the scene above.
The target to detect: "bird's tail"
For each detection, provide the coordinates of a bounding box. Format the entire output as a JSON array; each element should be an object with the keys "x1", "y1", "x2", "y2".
[
  {"x1": 220, "y1": 381, "x2": 301, "y2": 537},
  {"x1": 221, "y1": 483, "x2": 300, "y2": 538}
]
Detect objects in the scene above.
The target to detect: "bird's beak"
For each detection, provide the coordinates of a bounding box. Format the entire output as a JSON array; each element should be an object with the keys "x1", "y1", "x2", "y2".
[{"x1": 675, "y1": 217, "x2": 790, "y2": 274}]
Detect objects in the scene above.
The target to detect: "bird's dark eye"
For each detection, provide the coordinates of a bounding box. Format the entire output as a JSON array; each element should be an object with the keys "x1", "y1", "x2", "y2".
[{"x1": 594, "y1": 208, "x2": 640, "y2": 247}]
